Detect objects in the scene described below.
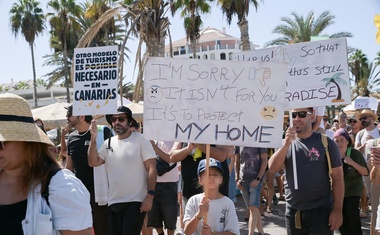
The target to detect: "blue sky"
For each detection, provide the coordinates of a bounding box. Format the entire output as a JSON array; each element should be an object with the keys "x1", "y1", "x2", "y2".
[{"x1": 1, "y1": 0, "x2": 379, "y2": 86}]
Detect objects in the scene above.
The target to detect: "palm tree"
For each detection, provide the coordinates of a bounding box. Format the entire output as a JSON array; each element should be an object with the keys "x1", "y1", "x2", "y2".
[
  {"x1": 10, "y1": 0, "x2": 45, "y2": 107},
  {"x1": 15, "y1": 81, "x2": 31, "y2": 90},
  {"x1": 47, "y1": 0, "x2": 82, "y2": 103},
  {"x1": 83, "y1": 0, "x2": 118, "y2": 47},
  {"x1": 171, "y1": 0, "x2": 212, "y2": 58},
  {"x1": 321, "y1": 72, "x2": 347, "y2": 102},
  {"x1": 218, "y1": 0, "x2": 261, "y2": 51},
  {"x1": 349, "y1": 50, "x2": 380, "y2": 97},
  {"x1": 78, "y1": 0, "x2": 172, "y2": 102},
  {"x1": 265, "y1": 11, "x2": 352, "y2": 47},
  {"x1": 44, "y1": 1, "x2": 122, "y2": 89}
]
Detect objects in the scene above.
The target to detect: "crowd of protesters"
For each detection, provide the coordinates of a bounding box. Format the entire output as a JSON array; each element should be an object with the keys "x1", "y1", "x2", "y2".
[{"x1": 3, "y1": 92, "x2": 380, "y2": 235}]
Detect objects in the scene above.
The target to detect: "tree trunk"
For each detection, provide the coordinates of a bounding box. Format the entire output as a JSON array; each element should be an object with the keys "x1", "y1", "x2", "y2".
[
  {"x1": 64, "y1": 38, "x2": 70, "y2": 103},
  {"x1": 191, "y1": 38, "x2": 197, "y2": 59},
  {"x1": 30, "y1": 43, "x2": 38, "y2": 107},
  {"x1": 238, "y1": 17, "x2": 251, "y2": 51}
]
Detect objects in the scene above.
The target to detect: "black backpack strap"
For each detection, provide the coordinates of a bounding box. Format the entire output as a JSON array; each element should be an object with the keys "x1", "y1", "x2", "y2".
[
  {"x1": 106, "y1": 134, "x2": 113, "y2": 151},
  {"x1": 168, "y1": 162, "x2": 177, "y2": 171},
  {"x1": 41, "y1": 168, "x2": 61, "y2": 206}
]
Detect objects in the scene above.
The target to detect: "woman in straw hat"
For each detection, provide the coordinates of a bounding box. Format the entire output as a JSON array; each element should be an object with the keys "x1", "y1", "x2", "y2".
[{"x1": 0, "y1": 93, "x2": 92, "y2": 234}]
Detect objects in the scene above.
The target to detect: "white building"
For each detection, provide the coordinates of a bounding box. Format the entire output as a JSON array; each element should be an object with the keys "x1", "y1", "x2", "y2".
[
  {"x1": 0, "y1": 85, "x2": 72, "y2": 108},
  {"x1": 165, "y1": 26, "x2": 259, "y2": 60}
]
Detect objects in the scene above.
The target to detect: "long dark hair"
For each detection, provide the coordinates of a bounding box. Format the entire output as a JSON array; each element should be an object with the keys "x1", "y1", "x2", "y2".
[{"x1": 23, "y1": 142, "x2": 61, "y2": 192}]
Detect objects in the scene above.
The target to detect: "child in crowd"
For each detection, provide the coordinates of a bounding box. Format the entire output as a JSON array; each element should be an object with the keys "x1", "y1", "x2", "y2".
[{"x1": 184, "y1": 158, "x2": 240, "y2": 235}]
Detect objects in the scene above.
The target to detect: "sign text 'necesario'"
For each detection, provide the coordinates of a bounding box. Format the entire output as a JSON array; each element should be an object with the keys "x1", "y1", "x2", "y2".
[{"x1": 73, "y1": 46, "x2": 118, "y2": 115}]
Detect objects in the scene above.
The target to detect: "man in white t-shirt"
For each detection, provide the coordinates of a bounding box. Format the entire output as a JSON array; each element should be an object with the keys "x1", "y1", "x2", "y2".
[
  {"x1": 355, "y1": 108, "x2": 380, "y2": 232},
  {"x1": 88, "y1": 106, "x2": 157, "y2": 235}
]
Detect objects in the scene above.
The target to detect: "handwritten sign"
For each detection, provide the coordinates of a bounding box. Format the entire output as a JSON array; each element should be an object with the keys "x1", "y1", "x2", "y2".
[
  {"x1": 73, "y1": 46, "x2": 118, "y2": 115},
  {"x1": 143, "y1": 57, "x2": 287, "y2": 147},
  {"x1": 354, "y1": 96, "x2": 379, "y2": 111},
  {"x1": 233, "y1": 38, "x2": 350, "y2": 108}
]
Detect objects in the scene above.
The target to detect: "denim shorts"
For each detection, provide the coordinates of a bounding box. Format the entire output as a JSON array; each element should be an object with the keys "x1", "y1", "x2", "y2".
[
  {"x1": 241, "y1": 180, "x2": 262, "y2": 208},
  {"x1": 147, "y1": 182, "x2": 178, "y2": 230}
]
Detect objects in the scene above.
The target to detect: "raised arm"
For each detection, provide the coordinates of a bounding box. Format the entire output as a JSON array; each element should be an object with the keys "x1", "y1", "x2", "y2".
[
  {"x1": 170, "y1": 142, "x2": 195, "y2": 163},
  {"x1": 269, "y1": 127, "x2": 295, "y2": 173},
  {"x1": 87, "y1": 119, "x2": 105, "y2": 167},
  {"x1": 194, "y1": 144, "x2": 230, "y2": 162}
]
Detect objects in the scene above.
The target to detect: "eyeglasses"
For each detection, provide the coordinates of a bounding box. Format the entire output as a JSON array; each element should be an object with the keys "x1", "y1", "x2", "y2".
[
  {"x1": 111, "y1": 116, "x2": 128, "y2": 123},
  {"x1": 349, "y1": 119, "x2": 357, "y2": 124},
  {"x1": 359, "y1": 116, "x2": 369, "y2": 121},
  {"x1": 0, "y1": 141, "x2": 4, "y2": 150},
  {"x1": 292, "y1": 111, "x2": 312, "y2": 119}
]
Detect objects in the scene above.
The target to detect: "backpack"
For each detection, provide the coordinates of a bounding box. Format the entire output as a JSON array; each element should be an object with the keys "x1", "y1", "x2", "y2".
[{"x1": 321, "y1": 133, "x2": 332, "y2": 190}]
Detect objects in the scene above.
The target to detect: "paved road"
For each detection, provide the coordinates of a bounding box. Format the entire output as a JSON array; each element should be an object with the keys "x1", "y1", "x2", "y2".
[{"x1": 153, "y1": 193, "x2": 372, "y2": 235}]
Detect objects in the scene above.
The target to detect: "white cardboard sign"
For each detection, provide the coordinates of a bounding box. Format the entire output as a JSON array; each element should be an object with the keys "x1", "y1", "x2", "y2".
[
  {"x1": 233, "y1": 38, "x2": 351, "y2": 108},
  {"x1": 143, "y1": 57, "x2": 287, "y2": 147},
  {"x1": 73, "y1": 46, "x2": 119, "y2": 115}
]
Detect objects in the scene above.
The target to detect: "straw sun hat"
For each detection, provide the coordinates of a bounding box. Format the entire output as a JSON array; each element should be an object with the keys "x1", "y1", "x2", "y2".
[
  {"x1": 356, "y1": 108, "x2": 379, "y2": 121},
  {"x1": 0, "y1": 93, "x2": 54, "y2": 146}
]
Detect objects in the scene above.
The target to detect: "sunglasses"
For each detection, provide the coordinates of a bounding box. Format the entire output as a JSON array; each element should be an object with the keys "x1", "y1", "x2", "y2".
[
  {"x1": 111, "y1": 116, "x2": 128, "y2": 123},
  {"x1": 0, "y1": 141, "x2": 5, "y2": 150},
  {"x1": 349, "y1": 119, "x2": 357, "y2": 124},
  {"x1": 359, "y1": 116, "x2": 369, "y2": 121},
  {"x1": 292, "y1": 111, "x2": 312, "y2": 119}
]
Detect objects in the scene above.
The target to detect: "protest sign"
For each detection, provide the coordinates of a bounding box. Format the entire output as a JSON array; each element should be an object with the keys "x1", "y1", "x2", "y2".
[
  {"x1": 354, "y1": 96, "x2": 379, "y2": 111},
  {"x1": 233, "y1": 37, "x2": 350, "y2": 108},
  {"x1": 143, "y1": 57, "x2": 287, "y2": 147},
  {"x1": 73, "y1": 45, "x2": 119, "y2": 115}
]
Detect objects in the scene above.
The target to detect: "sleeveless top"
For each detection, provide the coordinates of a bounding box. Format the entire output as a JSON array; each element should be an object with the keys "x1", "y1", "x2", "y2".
[{"x1": 0, "y1": 199, "x2": 27, "y2": 235}]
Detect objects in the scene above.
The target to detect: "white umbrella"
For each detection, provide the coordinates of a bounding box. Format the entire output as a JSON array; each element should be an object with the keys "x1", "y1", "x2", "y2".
[
  {"x1": 32, "y1": 101, "x2": 70, "y2": 129},
  {"x1": 127, "y1": 102, "x2": 143, "y2": 121}
]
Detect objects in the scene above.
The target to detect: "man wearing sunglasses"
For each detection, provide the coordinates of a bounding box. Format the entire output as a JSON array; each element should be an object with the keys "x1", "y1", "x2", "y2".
[
  {"x1": 354, "y1": 109, "x2": 380, "y2": 230},
  {"x1": 338, "y1": 111, "x2": 351, "y2": 132},
  {"x1": 269, "y1": 107, "x2": 344, "y2": 234},
  {"x1": 88, "y1": 106, "x2": 157, "y2": 235},
  {"x1": 348, "y1": 117, "x2": 363, "y2": 144},
  {"x1": 64, "y1": 105, "x2": 112, "y2": 235}
]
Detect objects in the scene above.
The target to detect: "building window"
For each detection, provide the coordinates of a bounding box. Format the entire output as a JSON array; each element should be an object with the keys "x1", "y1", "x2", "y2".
[
  {"x1": 203, "y1": 54, "x2": 208, "y2": 59},
  {"x1": 210, "y1": 53, "x2": 215, "y2": 60},
  {"x1": 174, "y1": 51, "x2": 179, "y2": 56},
  {"x1": 228, "y1": 52, "x2": 233, "y2": 60},
  {"x1": 180, "y1": 46, "x2": 186, "y2": 55},
  {"x1": 220, "y1": 53, "x2": 226, "y2": 60}
]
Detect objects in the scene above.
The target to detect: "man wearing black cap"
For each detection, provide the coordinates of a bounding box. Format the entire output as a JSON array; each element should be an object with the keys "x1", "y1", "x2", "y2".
[
  {"x1": 65, "y1": 105, "x2": 112, "y2": 235},
  {"x1": 88, "y1": 106, "x2": 157, "y2": 235}
]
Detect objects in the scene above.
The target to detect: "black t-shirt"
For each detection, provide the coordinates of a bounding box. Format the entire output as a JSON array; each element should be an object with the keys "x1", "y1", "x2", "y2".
[
  {"x1": 0, "y1": 199, "x2": 27, "y2": 235},
  {"x1": 181, "y1": 145, "x2": 229, "y2": 199},
  {"x1": 68, "y1": 127, "x2": 112, "y2": 188}
]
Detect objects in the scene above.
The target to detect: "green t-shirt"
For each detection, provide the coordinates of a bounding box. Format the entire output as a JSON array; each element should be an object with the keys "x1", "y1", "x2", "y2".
[{"x1": 343, "y1": 147, "x2": 368, "y2": 197}]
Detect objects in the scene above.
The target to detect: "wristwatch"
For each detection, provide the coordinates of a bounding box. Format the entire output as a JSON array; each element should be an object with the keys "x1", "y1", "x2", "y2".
[
  {"x1": 147, "y1": 190, "x2": 155, "y2": 196},
  {"x1": 256, "y1": 176, "x2": 261, "y2": 181}
]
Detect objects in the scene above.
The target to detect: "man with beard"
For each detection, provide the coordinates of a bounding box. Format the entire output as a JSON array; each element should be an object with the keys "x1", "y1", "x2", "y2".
[
  {"x1": 355, "y1": 109, "x2": 380, "y2": 231},
  {"x1": 269, "y1": 107, "x2": 344, "y2": 234},
  {"x1": 88, "y1": 106, "x2": 157, "y2": 235},
  {"x1": 338, "y1": 111, "x2": 351, "y2": 132},
  {"x1": 65, "y1": 105, "x2": 112, "y2": 235}
]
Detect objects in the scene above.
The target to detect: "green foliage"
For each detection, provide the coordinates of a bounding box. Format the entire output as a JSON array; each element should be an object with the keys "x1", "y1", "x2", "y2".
[{"x1": 265, "y1": 11, "x2": 352, "y2": 47}]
